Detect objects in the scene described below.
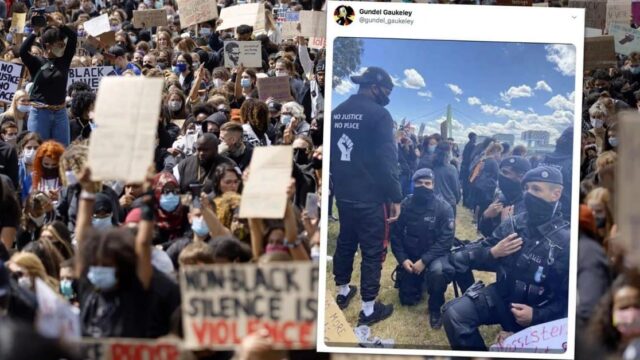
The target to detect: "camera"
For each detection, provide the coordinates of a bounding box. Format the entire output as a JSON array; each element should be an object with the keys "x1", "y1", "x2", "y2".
[{"x1": 31, "y1": 6, "x2": 56, "y2": 28}]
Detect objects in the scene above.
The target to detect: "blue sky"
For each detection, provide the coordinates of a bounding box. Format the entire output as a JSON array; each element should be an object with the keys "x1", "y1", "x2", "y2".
[{"x1": 332, "y1": 38, "x2": 577, "y2": 145}]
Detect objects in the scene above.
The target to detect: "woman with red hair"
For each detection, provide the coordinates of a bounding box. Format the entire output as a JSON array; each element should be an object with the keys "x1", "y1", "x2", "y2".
[
  {"x1": 152, "y1": 171, "x2": 187, "y2": 249},
  {"x1": 31, "y1": 140, "x2": 65, "y2": 202}
]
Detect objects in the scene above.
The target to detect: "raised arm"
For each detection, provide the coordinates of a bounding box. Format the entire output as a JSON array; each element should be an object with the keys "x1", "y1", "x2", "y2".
[
  {"x1": 75, "y1": 167, "x2": 97, "y2": 276},
  {"x1": 136, "y1": 196, "x2": 154, "y2": 290},
  {"x1": 284, "y1": 179, "x2": 309, "y2": 261},
  {"x1": 200, "y1": 193, "x2": 231, "y2": 238}
]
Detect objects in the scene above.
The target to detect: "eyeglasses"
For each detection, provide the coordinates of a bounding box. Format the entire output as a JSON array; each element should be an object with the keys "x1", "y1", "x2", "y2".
[{"x1": 162, "y1": 188, "x2": 179, "y2": 195}]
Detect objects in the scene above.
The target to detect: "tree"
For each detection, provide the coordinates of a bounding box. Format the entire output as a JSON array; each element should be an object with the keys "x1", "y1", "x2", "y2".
[{"x1": 332, "y1": 38, "x2": 364, "y2": 89}]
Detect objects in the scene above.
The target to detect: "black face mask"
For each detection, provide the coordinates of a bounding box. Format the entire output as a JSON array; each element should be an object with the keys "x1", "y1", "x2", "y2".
[
  {"x1": 413, "y1": 186, "x2": 434, "y2": 203},
  {"x1": 311, "y1": 156, "x2": 322, "y2": 170},
  {"x1": 42, "y1": 167, "x2": 59, "y2": 178},
  {"x1": 523, "y1": 192, "x2": 557, "y2": 227},
  {"x1": 498, "y1": 174, "x2": 522, "y2": 205},
  {"x1": 595, "y1": 216, "x2": 606, "y2": 229},
  {"x1": 310, "y1": 128, "x2": 322, "y2": 146},
  {"x1": 293, "y1": 148, "x2": 309, "y2": 165},
  {"x1": 372, "y1": 87, "x2": 390, "y2": 106}
]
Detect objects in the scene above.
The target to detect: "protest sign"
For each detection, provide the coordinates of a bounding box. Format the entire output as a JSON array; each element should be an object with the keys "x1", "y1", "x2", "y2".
[
  {"x1": 84, "y1": 14, "x2": 111, "y2": 37},
  {"x1": 489, "y1": 318, "x2": 568, "y2": 353},
  {"x1": 324, "y1": 294, "x2": 358, "y2": 346},
  {"x1": 88, "y1": 77, "x2": 164, "y2": 183},
  {"x1": 309, "y1": 37, "x2": 326, "y2": 49},
  {"x1": 608, "y1": 23, "x2": 640, "y2": 55},
  {"x1": 0, "y1": 61, "x2": 23, "y2": 104},
  {"x1": 239, "y1": 145, "x2": 292, "y2": 218},
  {"x1": 584, "y1": 36, "x2": 617, "y2": 71},
  {"x1": 568, "y1": 0, "x2": 607, "y2": 29},
  {"x1": 223, "y1": 41, "x2": 262, "y2": 68},
  {"x1": 281, "y1": 21, "x2": 301, "y2": 39},
  {"x1": 617, "y1": 112, "x2": 640, "y2": 267},
  {"x1": 35, "y1": 278, "x2": 81, "y2": 342},
  {"x1": 78, "y1": 338, "x2": 184, "y2": 360},
  {"x1": 218, "y1": 3, "x2": 264, "y2": 31},
  {"x1": 586, "y1": 27, "x2": 604, "y2": 36},
  {"x1": 132, "y1": 9, "x2": 168, "y2": 28},
  {"x1": 181, "y1": 262, "x2": 318, "y2": 350},
  {"x1": 176, "y1": 0, "x2": 218, "y2": 28},
  {"x1": 10, "y1": 12, "x2": 26, "y2": 33},
  {"x1": 299, "y1": 11, "x2": 326, "y2": 38},
  {"x1": 606, "y1": 0, "x2": 632, "y2": 33},
  {"x1": 67, "y1": 66, "x2": 116, "y2": 91},
  {"x1": 257, "y1": 75, "x2": 293, "y2": 103}
]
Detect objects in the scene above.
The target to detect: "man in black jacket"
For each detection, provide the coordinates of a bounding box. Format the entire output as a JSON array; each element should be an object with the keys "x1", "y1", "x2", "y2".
[
  {"x1": 391, "y1": 168, "x2": 455, "y2": 329},
  {"x1": 460, "y1": 132, "x2": 476, "y2": 209},
  {"x1": 330, "y1": 66, "x2": 402, "y2": 326},
  {"x1": 0, "y1": 140, "x2": 18, "y2": 189}
]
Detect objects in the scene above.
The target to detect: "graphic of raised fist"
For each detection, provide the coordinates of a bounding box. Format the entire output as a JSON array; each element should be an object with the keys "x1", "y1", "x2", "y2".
[{"x1": 337, "y1": 133, "x2": 354, "y2": 161}]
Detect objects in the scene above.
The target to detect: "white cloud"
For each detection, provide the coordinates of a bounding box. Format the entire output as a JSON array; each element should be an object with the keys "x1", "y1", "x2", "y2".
[
  {"x1": 545, "y1": 92, "x2": 575, "y2": 111},
  {"x1": 446, "y1": 83, "x2": 463, "y2": 95},
  {"x1": 535, "y1": 80, "x2": 553, "y2": 92},
  {"x1": 401, "y1": 68, "x2": 426, "y2": 89},
  {"x1": 455, "y1": 97, "x2": 461, "y2": 102},
  {"x1": 500, "y1": 84, "x2": 533, "y2": 103},
  {"x1": 545, "y1": 45, "x2": 576, "y2": 76},
  {"x1": 335, "y1": 80, "x2": 355, "y2": 95},
  {"x1": 467, "y1": 97, "x2": 482, "y2": 106},
  {"x1": 417, "y1": 90, "x2": 433, "y2": 98},
  {"x1": 391, "y1": 75, "x2": 402, "y2": 87}
]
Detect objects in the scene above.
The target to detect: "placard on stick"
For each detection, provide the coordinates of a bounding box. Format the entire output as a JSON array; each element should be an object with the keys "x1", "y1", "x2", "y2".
[
  {"x1": 617, "y1": 111, "x2": 640, "y2": 267},
  {"x1": 257, "y1": 75, "x2": 293, "y2": 103},
  {"x1": 0, "y1": 61, "x2": 23, "y2": 104},
  {"x1": 133, "y1": 9, "x2": 168, "y2": 28},
  {"x1": 223, "y1": 40, "x2": 262, "y2": 68},
  {"x1": 176, "y1": 0, "x2": 218, "y2": 28},
  {"x1": 88, "y1": 77, "x2": 164, "y2": 183},
  {"x1": 568, "y1": 0, "x2": 607, "y2": 30},
  {"x1": 299, "y1": 11, "x2": 326, "y2": 38},
  {"x1": 84, "y1": 13, "x2": 111, "y2": 37},
  {"x1": 180, "y1": 262, "x2": 318, "y2": 350},
  {"x1": 77, "y1": 338, "x2": 184, "y2": 360},
  {"x1": 217, "y1": 3, "x2": 264, "y2": 31},
  {"x1": 239, "y1": 145, "x2": 292, "y2": 219},
  {"x1": 584, "y1": 35, "x2": 617, "y2": 71}
]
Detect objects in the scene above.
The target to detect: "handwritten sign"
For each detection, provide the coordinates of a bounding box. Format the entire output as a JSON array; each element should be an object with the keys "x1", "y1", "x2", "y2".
[
  {"x1": 257, "y1": 75, "x2": 293, "y2": 103},
  {"x1": 309, "y1": 37, "x2": 326, "y2": 49},
  {"x1": 223, "y1": 40, "x2": 262, "y2": 68},
  {"x1": 609, "y1": 23, "x2": 640, "y2": 55},
  {"x1": 617, "y1": 112, "x2": 640, "y2": 267},
  {"x1": 489, "y1": 318, "x2": 568, "y2": 353},
  {"x1": 78, "y1": 338, "x2": 183, "y2": 360},
  {"x1": 35, "y1": 278, "x2": 81, "y2": 342},
  {"x1": 568, "y1": 0, "x2": 607, "y2": 29},
  {"x1": 606, "y1": 0, "x2": 632, "y2": 33},
  {"x1": 84, "y1": 14, "x2": 111, "y2": 37},
  {"x1": 299, "y1": 11, "x2": 326, "y2": 38},
  {"x1": 181, "y1": 262, "x2": 318, "y2": 350},
  {"x1": 67, "y1": 66, "x2": 116, "y2": 91},
  {"x1": 133, "y1": 9, "x2": 168, "y2": 28},
  {"x1": 0, "y1": 61, "x2": 22, "y2": 104},
  {"x1": 218, "y1": 3, "x2": 264, "y2": 31},
  {"x1": 88, "y1": 77, "x2": 164, "y2": 182},
  {"x1": 584, "y1": 35, "x2": 617, "y2": 71},
  {"x1": 324, "y1": 294, "x2": 358, "y2": 346},
  {"x1": 176, "y1": 0, "x2": 218, "y2": 28},
  {"x1": 10, "y1": 12, "x2": 26, "y2": 33},
  {"x1": 281, "y1": 22, "x2": 301, "y2": 39}
]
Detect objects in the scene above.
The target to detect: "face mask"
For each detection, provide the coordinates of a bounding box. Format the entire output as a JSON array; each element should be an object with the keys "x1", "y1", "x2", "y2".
[
  {"x1": 613, "y1": 308, "x2": 640, "y2": 337},
  {"x1": 65, "y1": 170, "x2": 78, "y2": 186},
  {"x1": 60, "y1": 279, "x2": 75, "y2": 299},
  {"x1": 169, "y1": 101, "x2": 182, "y2": 111},
  {"x1": 213, "y1": 79, "x2": 224, "y2": 88},
  {"x1": 176, "y1": 63, "x2": 187, "y2": 73},
  {"x1": 51, "y1": 46, "x2": 65, "y2": 58},
  {"x1": 191, "y1": 216, "x2": 209, "y2": 237},
  {"x1": 595, "y1": 215, "x2": 606, "y2": 229},
  {"x1": 18, "y1": 276, "x2": 33, "y2": 290},
  {"x1": 275, "y1": 70, "x2": 287, "y2": 77},
  {"x1": 428, "y1": 144, "x2": 436, "y2": 153},
  {"x1": 523, "y1": 192, "x2": 557, "y2": 227},
  {"x1": 130, "y1": 36, "x2": 138, "y2": 44},
  {"x1": 87, "y1": 266, "x2": 117, "y2": 291},
  {"x1": 17, "y1": 104, "x2": 31, "y2": 113},
  {"x1": 29, "y1": 213, "x2": 46, "y2": 226},
  {"x1": 200, "y1": 27, "x2": 211, "y2": 37},
  {"x1": 6, "y1": 33, "x2": 13, "y2": 43},
  {"x1": 609, "y1": 137, "x2": 618, "y2": 147},
  {"x1": 42, "y1": 166, "x2": 59, "y2": 178},
  {"x1": 372, "y1": 86, "x2": 390, "y2": 106},
  {"x1": 591, "y1": 118, "x2": 604, "y2": 129},
  {"x1": 192, "y1": 61, "x2": 200, "y2": 69},
  {"x1": 413, "y1": 185, "x2": 434, "y2": 203},
  {"x1": 631, "y1": 67, "x2": 640, "y2": 75},
  {"x1": 92, "y1": 216, "x2": 113, "y2": 230},
  {"x1": 144, "y1": 0, "x2": 153, "y2": 7},
  {"x1": 281, "y1": 114, "x2": 292, "y2": 126},
  {"x1": 160, "y1": 193, "x2": 180, "y2": 212},
  {"x1": 241, "y1": 78, "x2": 251, "y2": 89},
  {"x1": 111, "y1": 25, "x2": 120, "y2": 32},
  {"x1": 498, "y1": 174, "x2": 522, "y2": 205},
  {"x1": 23, "y1": 148, "x2": 36, "y2": 164},
  {"x1": 293, "y1": 148, "x2": 309, "y2": 165},
  {"x1": 311, "y1": 156, "x2": 322, "y2": 170}
]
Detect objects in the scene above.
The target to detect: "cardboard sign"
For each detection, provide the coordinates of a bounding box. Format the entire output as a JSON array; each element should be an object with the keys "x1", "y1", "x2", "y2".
[
  {"x1": 257, "y1": 75, "x2": 293, "y2": 103},
  {"x1": 218, "y1": 3, "x2": 265, "y2": 31},
  {"x1": 281, "y1": 21, "x2": 301, "y2": 39},
  {"x1": 238, "y1": 145, "x2": 293, "y2": 219},
  {"x1": 617, "y1": 112, "x2": 640, "y2": 267},
  {"x1": 586, "y1": 27, "x2": 604, "y2": 36},
  {"x1": 180, "y1": 262, "x2": 318, "y2": 350},
  {"x1": 67, "y1": 66, "x2": 116, "y2": 91},
  {"x1": 10, "y1": 12, "x2": 26, "y2": 33},
  {"x1": 299, "y1": 11, "x2": 326, "y2": 38},
  {"x1": 496, "y1": 0, "x2": 533, "y2": 5},
  {"x1": 0, "y1": 61, "x2": 23, "y2": 104},
  {"x1": 606, "y1": 0, "x2": 632, "y2": 33},
  {"x1": 176, "y1": 0, "x2": 218, "y2": 28},
  {"x1": 78, "y1": 338, "x2": 183, "y2": 360},
  {"x1": 88, "y1": 77, "x2": 164, "y2": 182},
  {"x1": 584, "y1": 35, "x2": 617, "y2": 71},
  {"x1": 309, "y1": 37, "x2": 326, "y2": 49},
  {"x1": 133, "y1": 9, "x2": 168, "y2": 28},
  {"x1": 324, "y1": 294, "x2": 358, "y2": 346},
  {"x1": 489, "y1": 318, "x2": 568, "y2": 353},
  {"x1": 609, "y1": 23, "x2": 640, "y2": 55},
  {"x1": 223, "y1": 40, "x2": 262, "y2": 68},
  {"x1": 172, "y1": 119, "x2": 186, "y2": 129},
  {"x1": 35, "y1": 278, "x2": 81, "y2": 342},
  {"x1": 568, "y1": 0, "x2": 607, "y2": 29},
  {"x1": 84, "y1": 14, "x2": 111, "y2": 37}
]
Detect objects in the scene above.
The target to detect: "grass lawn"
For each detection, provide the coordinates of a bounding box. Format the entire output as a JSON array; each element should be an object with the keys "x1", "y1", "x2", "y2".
[{"x1": 325, "y1": 204, "x2": 500, "y2": 350}]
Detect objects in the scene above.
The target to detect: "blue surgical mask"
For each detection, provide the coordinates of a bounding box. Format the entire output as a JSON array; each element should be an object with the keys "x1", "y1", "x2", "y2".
[
  {"x1": 241, "y1": 78, "x2": 251, "y2": 89},
  {"x1": 92, "y1": 216, "x2": 113, "y2": 230},
  {"x1": 191, "y1": 216, "x2": 209, "y2": 237},
  {"x1": 281, "y1": 114, "x2": 292, "y2": 126},
  {"x1": 200, "y1": 27, "x2": 211, "y2": 37},
  {"x1": 609, "y1": 137, "x2": 618, "y2": 147},
  {"x1": 176, "y1": 63, "x2": 187, "y2": 73},
  {"x1": 60, "y1": 279, "x2": 74, "y2": 299},
  {"x1": 87, "y1": 266, "x2": 117, "y2": 291},
  {"x1": 17, "y1": 104, "x2": 31, "y2": 113},
  {"x1": 428, "y1": 144, "x2": 436, "y2": 153},
  {"x1": 160, "y1": 193, "x2": 180, "y2": 212},
  {"x1": 631, "y1": 67, "x2": 640, "y2": 75}
]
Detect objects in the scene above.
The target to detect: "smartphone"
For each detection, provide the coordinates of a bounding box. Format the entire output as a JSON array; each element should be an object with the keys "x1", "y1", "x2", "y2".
[
  {"x1": 189, "y1": 183, "x2": 203, "y2": 208},
  {"x1": 305, "y1": 193, "x2": 319, "y2": 219}
]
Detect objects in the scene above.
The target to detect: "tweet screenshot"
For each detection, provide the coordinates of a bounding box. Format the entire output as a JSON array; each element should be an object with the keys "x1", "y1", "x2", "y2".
[{"x1": 318, "y1": 2, "x2": 585, "y2": 358}]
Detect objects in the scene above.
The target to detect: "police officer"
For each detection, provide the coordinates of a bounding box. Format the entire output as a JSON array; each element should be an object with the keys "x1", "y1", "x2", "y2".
[
  {"x1": 442, "y1": 166, "x2": 570, "y2": 350},
  {"x1": 540, "y1": 126, "x2": 573, "y2": 222},
  {"x1": 390, "y1": 168, "x2": 455, "y2": 329},
  {"x1": 330, "y1": 66, "x2": 402, "y2": 326}
]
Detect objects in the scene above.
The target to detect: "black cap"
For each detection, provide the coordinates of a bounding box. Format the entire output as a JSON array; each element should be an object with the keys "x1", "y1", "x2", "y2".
[
  {"x1": 107, "y1": 45, "x2": 126, "y2": 57},
  {"x1": 500, "y1": 156, "x2": 531, "y2": 175},
  {"x1": 315, "y1": 60, "x2": 325, "y2": 73},
  {"x1": 205, "y1": 112, "x2": 228, "y2": 127},
  {"x1": 350, "y1": 66, "x2": 394, "y2": 90},
  {"x1": 236, "y1": 25, "x2": 253, "y2": 36},
  {"x1": 522, "y1": 166, "x2": 563, "y2": 186},
  {"x1": 412, "y1": 168, "x2": 434, "y2": 182},
  {"x1": 93, "y1": 193, "x2": 113, "y2": 214},
  {"x1": 268, "y1": 100, "x2": 282, "y2": 113}
]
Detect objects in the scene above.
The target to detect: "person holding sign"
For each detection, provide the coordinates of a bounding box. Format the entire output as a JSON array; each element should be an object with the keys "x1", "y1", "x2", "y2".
[{"x1": 19, "y1": 13, "x2": 76, "y2": 147}]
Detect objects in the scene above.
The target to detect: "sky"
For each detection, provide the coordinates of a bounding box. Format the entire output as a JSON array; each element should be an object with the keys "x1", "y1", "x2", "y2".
[{"x1": 331, "y1": 38, "x2": 577, "y2": 146}]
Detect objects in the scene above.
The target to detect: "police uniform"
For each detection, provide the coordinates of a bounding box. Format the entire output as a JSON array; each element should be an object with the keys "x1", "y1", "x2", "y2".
[
  {"x1": 331, "y1": 67, "x2": 403, "y2": 305},
  {"x1": 391, "y1": 169, "x2": 455, "y2": 324},
  {"x1": 442, "y1": 166, "x2": 570, "y2": 351}
]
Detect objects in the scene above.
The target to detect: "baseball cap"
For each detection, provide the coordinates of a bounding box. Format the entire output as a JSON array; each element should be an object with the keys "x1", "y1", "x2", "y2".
[{"x1": 350, "y1": 67, "x2": 394, "y2": 90}]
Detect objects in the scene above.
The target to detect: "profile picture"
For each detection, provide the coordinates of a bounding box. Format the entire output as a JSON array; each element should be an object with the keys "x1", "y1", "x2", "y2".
[{"x1": 334, "y1": 5, "x2": 355, "y2": 26}]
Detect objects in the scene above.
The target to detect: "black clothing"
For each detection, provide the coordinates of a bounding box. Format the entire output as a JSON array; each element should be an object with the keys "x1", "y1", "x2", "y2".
[
  {"x1": 175, "y1": 154, "x2": 236, "y2": 194},
  {"x1": 577, "y1": 231, "x2": 611, "y2": 327},
  {"x1": 0, "y1": 141, "x2": 18, "y2": 189},
  {"x1": 432, "y1": 163, "x2": 461, "y2": 214},
  {"x1": 69, "y1": 117, "x2": 92, "y2": 142},
  {"x1": 146, "y1": 270, "x2": 181, "y2": 338},
  {"x1": 225, "y1": 142, "x2": 254, "y2": 172}
]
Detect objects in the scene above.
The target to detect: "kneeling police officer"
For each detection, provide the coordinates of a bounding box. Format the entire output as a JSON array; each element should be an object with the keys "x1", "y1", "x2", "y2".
[
  {"x1": 391, "y1": 168, "x2": 456, "y2": 329},
  {"x1": 442, "y1": 166, "x2": 570, "y2": 350}
]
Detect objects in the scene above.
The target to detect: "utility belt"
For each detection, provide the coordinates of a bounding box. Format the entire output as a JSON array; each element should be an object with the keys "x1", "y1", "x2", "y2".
[
  {"x1": 496, "y1": 267, "x2": 548, "y2": 307},
  {"x1": 31, "y1": 102, "x2": 66, "y2": 111}
]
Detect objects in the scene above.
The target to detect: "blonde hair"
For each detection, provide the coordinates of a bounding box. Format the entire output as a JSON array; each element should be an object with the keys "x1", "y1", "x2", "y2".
[
  {"x1": 589, "y1": 101, "x2": 608, "y2": 119},
  {"x1": 2, "y1": 89, "x2": 29, "y2": 121},
  {"x1": 484, "y1": 142, "x2": 503, "y2": 157},
  {"x1": 596, "y1": 151, "x2": 617, "y2": 173},
  {"x1": 9, "y1": 252, "x2": 59, "y2": 292}
]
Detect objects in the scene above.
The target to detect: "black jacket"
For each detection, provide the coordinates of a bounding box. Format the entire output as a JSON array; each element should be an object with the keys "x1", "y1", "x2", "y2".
[
  {"x1": 330, "y1": 94, "x2": 402, "y2": 204},
  {"x1": 175, "y1": 154, "x2": 236, "y2": 194},
  {"x1": 577, "y1": 231, "x2": 611, "y2": 326},
  {"x1": 391, "y1": 194, "x2": 455, "y2": 267},
  {"x1": 433, "y1": 163, "x2": 460, "y2": 209},
  {"x1": 0, "y1": 141, "x2": 18, "y2": 189}
]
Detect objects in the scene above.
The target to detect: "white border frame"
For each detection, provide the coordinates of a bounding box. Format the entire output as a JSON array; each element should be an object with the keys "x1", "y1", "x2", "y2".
[{"x1": 317, "y1": 2, "x2": 585, "y2": 359}]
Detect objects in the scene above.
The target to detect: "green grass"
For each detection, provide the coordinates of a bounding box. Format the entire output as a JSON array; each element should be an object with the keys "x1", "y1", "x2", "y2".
[{"x1": 325, "y1": 204, "x2": 500, "y2": 349}]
